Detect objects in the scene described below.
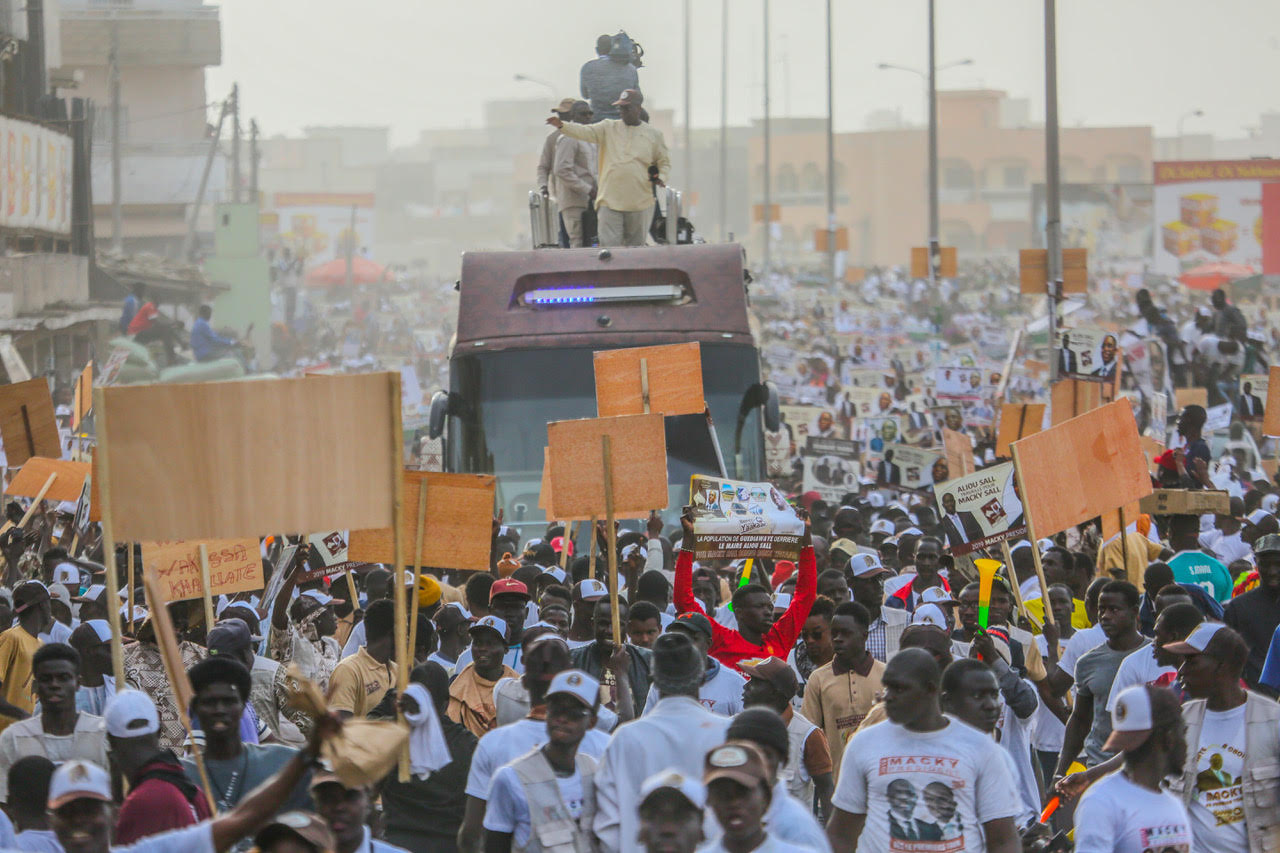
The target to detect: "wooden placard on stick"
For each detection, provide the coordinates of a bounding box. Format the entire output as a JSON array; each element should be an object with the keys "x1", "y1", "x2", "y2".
[
  {"x1": 0, "y1": 378, "x2": 60, "y2": 466},
  {"x1": 89, "y1": 450, "x2": 101, "y2": 523},
  {"x1": 348, "y1": 472, "x2": 496, "y2": 571},
  {"x1": 98, "y1": 374, "x2": 398, "y2": 541},
  {"x1": 1101, "y1": 501, "x2": 1142, "y2": 540},
  {"x1": 1263, "y1": 366, "x2": 1280, "y2": 436},
  {"x1": 594, "y1": 343, "x2": 704, "y2": 417},
  {"x1": 1175, "y1": 387, "x2": 1208, "y2": 411},
  {"x1": 942, "y1": 428, "x2": 975, "y2": 478},
  {"x1": 1012, "y1": 400, "x2": 1152, "y2": 538},
  {"x1": 5, "y1": 457, "x2": 89, "y2": 503},
  {"x1": 996, "y1": 403, "x2": 1045, "y2": 457},
  {"x1": 546, "y1": 413, "x2": 669, "y2": 520},
  {"x1": 140, "y1": 539, "x2": 263, "y2": 603},
  {"x1": 1050, "y1": 378, "x2": 1102, "y2": 426},
  {"x1": 71, "y1": 361, "x2": 92, "y2": 431},
  {"x1": 538, "y1": 447, "x2": 556, "y2": 518}
]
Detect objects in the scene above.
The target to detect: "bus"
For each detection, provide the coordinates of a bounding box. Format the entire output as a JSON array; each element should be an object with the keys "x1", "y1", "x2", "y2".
[{"x1": 428, "y1": 242, "x2": 779, "y2": 535}]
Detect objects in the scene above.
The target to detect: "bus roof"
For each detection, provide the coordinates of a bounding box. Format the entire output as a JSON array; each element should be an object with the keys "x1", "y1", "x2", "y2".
[{"x1": 454, "y1": 243, "x2": 753, "y2": 354}]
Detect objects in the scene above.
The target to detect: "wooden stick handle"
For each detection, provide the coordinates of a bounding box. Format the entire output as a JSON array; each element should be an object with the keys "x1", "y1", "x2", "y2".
[
  {"x1": 93, "y1": 387, "x2": 126, "y2": 687},
  {"x1": 1010, "y1": 443, "x2": 1055, "y2": 626},
  {"x1": 602, "y1": 437, "x2": 620, "y2": 647},
  {"x1": 198, "y1": 543, "x2": 216, "y2": 631},
  {"x1": 17, "y1": 473, "x2": 58, "y2": 528},
  {"x1": 407, "y1": 485, "x2": 428, "y2": 659},
  {"x1": 588, "y1": 516, "x2": 598, "y2": 579},
  {"x1": 127, "y1": 545, "x2": 135, "y2": 633}
]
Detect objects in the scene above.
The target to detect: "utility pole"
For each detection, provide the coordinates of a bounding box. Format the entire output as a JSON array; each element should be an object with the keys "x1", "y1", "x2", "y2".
[
  {"x1": 249, "y1": 119, "x2": 259, "y2": 199},
  {"x1": 109, "y1": 17, "x2": 122, "y2": 253},
  {"x1": 230, "y1": 83, "x2": 241, "y2": 204},
  {"x1": 718, "y1": 0, "x2": 728, "y2": 241},
  {"x1": 181, "y1": 97, "x2": 230, "y2": 260},
  {"x1": 762, "y1": 0, "x2": 771, "y2": 275},
  {"x1": 825, "y1": 0, "x2": 836, "y2": 288},
  {"x1": 683, "y1": 0, "x2": 692, "y2": 193},
  {"x1": 344, "y1": 205, "x2": 356, "y2": 289},
  {"x1": 26, "y1": 0, "x2": 46, "y2": 111},
  {"x1": 926, "y1": 0, "x2": 939, "y2": 293},
  {"x1": 1044, "y1": 0, "x2": 1061, "y2": 381}
]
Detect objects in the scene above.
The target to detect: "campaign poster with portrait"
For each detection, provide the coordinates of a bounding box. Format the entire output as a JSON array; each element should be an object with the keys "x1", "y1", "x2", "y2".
[
  {"x1": 932, "y1": 462, "x2": 1027, "y2": 555},
  {"x1": 874, "y1": 444, "x2": 944, "y2": 492},
  {"x1": 1238, "y1": 373, "x2": 1268, "y2": 421},
  {"x1": 1055, "y1": 327, "x2": 1120, "y2": 384},
  {"x1": 933, "y1": 367, "x2": 987, "y2": 401},
  {"x1": 857, "y1": 415, "x2": 906, "y2": 456},
  {"x1": 688, "y1": 475, "x2": 804, "y2": 560},
  {"x1": 801, "y1": 437, "x2": 863, "y2": 504},
  {"x1": 838, "y1": 388, "x2": 897, "y2": 420},
  {"x1": 779, "y1": 405, "x2": 846, "y2": 443}
]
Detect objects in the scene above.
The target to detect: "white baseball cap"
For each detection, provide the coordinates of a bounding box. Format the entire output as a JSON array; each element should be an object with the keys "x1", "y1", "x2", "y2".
[
  {"x1": 847, "y1": 552, "x2": 893, "y2": 579},
  {"x1": 772, "y1": 593, "x2": 792, "y2": 610},
  {"x1": 469, "y1": 615, "x2": 507, "y2": 641},
  {"x1": 870, "y1": 519, "x2": 895, "y2": 536},
  {"x1": 47, "y1": 760, "x2": 112, "y2": 809},
  {"x1": 83, "y1": 619, "x2": 112, "y2": 643},
  {"x1": 1246, "y1": 508, "x2": 1272, "y2": 527},
  {"x1": 541, "y1": 566, "x2": 567, "y2": 584},
  {"x1": 74, "y1": 584, "x2": 106, "y2": 604},
  {"x1": 1161, "y1": 622, "x2": 1227, "y2": 656},
  {"x1": 621, "y1": 543, "x2": 648, "y2": 561},
  {"x1": 1104, "y1": 685, "x2": 1159, "y2": 752},
  {"x1": 639, "y1": 769, "x2": 706, "y2": 811},
  {"x1": 546, "y1": 669, "x2": 599, "y2": 709},
  {"x1": 300, "y1": 589, "x2": 337, "y2": 607},
  {"x1": 119, "y1": 604, "x2": 148, "y2": 622},
  {"x1": 104, "y1": 690, "x2": 160, "y2": 738},
  {"x1": 912, "y1": 603, "x2": 949, "y2": 629},
  {"x1": 1263, "y1": 493, "x2": 1279, "y2": 513},
  {"x1": 48, "y1": 583, "x2": 71, "y2": 605},
  {"x1": 576, "y1": 579, "x2": 608, "y2": 601},
  {"x1": 52, "y1": 562, "x2": 79, "y2": 586},
  {"x1": 920, "y1": 586, "x2": 956, "y2": 606}
]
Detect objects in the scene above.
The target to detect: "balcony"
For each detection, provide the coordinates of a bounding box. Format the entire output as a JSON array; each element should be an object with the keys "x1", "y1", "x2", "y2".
[
  {"x1": 58, "y1": 3, "x2": 220, "y2": 67},
  {"x1": 0, "y1": 253, "x2": 89, "y2": 316}
]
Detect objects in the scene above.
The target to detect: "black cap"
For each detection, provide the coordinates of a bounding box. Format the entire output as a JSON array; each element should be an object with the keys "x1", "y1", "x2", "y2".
[{"x1": 670, "y1": 611, "x2": 713, "y2": 639}]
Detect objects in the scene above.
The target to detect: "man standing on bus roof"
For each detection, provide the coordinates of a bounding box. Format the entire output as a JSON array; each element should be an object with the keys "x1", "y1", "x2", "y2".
[{"x1": 548, "y1": 88, "x2": 670, "y2": 249}]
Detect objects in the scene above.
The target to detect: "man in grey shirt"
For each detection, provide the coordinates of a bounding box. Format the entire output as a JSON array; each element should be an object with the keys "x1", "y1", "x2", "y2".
[
  {"x1": 1054, "y1": 580, "x2": 1148, "y2": 778},
  {"x1": 580, "y1": 34, "x2": 639, "y2": 121}
]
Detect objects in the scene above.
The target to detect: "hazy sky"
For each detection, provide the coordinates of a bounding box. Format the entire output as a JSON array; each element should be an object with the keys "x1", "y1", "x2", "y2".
[{"x1": 208, "y1": 0, "x2": 1280, "y2": 148}]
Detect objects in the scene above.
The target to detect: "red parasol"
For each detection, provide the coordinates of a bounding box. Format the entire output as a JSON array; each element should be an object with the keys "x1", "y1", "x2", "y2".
[
  {"x1": 304, "y1": 256, "x2": 391, "y2": 287},
  {"x1": 1178, "y1": 262, "x2": 1255, "y2": 291}
]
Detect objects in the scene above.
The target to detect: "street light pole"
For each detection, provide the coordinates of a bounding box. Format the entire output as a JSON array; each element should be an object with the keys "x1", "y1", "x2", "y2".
[
  {"x1": 825, "y1": 0, "x2": 836, "y2": 288},
  {"x1": 1044, "y1": 0, "x2": 1062, "y2": 382},
  {"x1": 927, "y1": 0, "x2": 938, "y2": 292},
  {"x1": 684, "y1": 0, "x2": 692, "y2": 191},
  {"x1": 1176, "y1": 109, "x2": 1204, "y2": 159},
  {"x1": 762, "y1": 0, "x2": 771, "y2": 274},
  {"x1": 719, "y1": 0, "x2": 728, "y2": 241}
]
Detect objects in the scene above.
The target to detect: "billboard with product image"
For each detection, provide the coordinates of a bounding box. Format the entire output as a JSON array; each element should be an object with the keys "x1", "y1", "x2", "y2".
[{"x1": 1152, "y1": 160, "x2": 1280, "y2": 275}]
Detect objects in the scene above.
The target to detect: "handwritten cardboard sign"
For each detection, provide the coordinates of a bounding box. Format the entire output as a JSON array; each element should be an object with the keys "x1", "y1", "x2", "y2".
[
  {"x1": 547, "y1": 413, "x2": 669, "y2": 519},
  {"x1": 141, "y1": 538, "x2": 264, "y2": 603},
  {"x1": 996, "y1": 403, "x2": 1045, "y2": 457},
  {"x1": 5, "y1": 457, "x2": 90, "y2": 503},
  {"x1": 98, "y1": 373, "x2": 398, "y2": 541},
  {"x1": 1013, "y1": 400, "x2": 1152, "y2": 538},
  {"x1": 348, "y1": 472, "x2": 496, "y2": 571},
  {"x1": 0, "y1": 378, "x2": 60, "y2": 466},
  {"x1": 594, "y1": 343, "x2": 705, "y2": 418}
]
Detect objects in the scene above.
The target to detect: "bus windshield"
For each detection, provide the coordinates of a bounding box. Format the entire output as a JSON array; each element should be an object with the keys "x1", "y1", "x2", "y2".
[{"x1": 447, "y1": 343, "x2": 764, "y2": 526}]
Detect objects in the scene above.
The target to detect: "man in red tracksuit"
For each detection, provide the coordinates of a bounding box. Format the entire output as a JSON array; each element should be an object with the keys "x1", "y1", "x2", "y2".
[{"x1": 674, "y1": 508, "x2": 816, "y2": 672}]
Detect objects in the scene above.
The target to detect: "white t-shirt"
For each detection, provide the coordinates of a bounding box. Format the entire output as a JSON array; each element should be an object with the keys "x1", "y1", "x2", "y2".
[
  {"x1": 1030, "y1": 634, "x2": 1066, "y2": 752},
  {"x1": 112, "y1": 822, "x2": 215, "y2": 853},
  {"x1": 1188, "y1": 706, "x2": 1248, "y2": 853},
  {"x1": 697, "y1": 836, "x2": 816, "y2": 853},
  {"x1": 833, "y1": 718, "x2": 1020, "y2": 853},
  {"x1": 464, "y1": 717, "x2": 609, "y2": 798},
  {"x1": 483, "y1": 763, "x2": 585, "y2": 848},
  {"x1": 1060, "y1": 624, "x2": 1106, "y2": 678},
  {"x1": 1105, "y1": 646, "x2": 1176, "y2": 712},
  {"x1": 643, "y1": 660, "x2": 746, "y2": 717},
  {"x1": 1074, "y1": 771, "x2": 1192, "y2": 853}
]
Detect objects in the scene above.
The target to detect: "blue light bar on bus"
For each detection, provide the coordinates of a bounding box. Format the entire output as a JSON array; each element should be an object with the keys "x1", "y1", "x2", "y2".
[{"x1": 521, "y1": 284, "x2": 684, "y2": 306}]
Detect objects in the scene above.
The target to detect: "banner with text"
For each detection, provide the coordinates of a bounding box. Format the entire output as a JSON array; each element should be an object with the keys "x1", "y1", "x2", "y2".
[{"x1": 688, "y1": 475, "x2": 804, "y2": 560}]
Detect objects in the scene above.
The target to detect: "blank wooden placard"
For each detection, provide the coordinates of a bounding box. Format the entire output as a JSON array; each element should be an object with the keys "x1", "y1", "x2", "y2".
[
  {"x1": 0, "y1": 378, "x2": 60, "y2": 466},
  {"x1": 71, "y1": 362, "x2": 92, "y2": 431},
  {"x1": 1013, "y1": 400, "x2": 1152, "y2": 538},
  {"x1": 594, "y1": 343, "x2": 704, "y2": 417},
  {"x1": 1050, "y1": 379, "x2": 1102, "y2": 426},
  {"x1": 89, "y1": 449, "x2": 100, "y2": 522},
  {"x1": 141, "y1": 539, "x2": 263, "y2": 603},
  {"x1": 547, "y1": 413, "x2": 668, "y2": 519},
  {"x1": 1100, "y1": 501, "x2": 1141, "y2": 540},
  {"x1": 348, "y1": 472, "x2": 496, "y2": 571},
  {"x1": 1175, "y1": 387, "x2": 1208, "y2": 411},
  {"x1": 538, "y1": 447, "x2": 557, "y2": 518},
  {"x1": 1264, "y1": 366, "x2": 1280, "y2": 436},
  {"x1": 996, "y1": 403, "x2": 1045, "y2": 457},
  {"x1": 5, "y1": 457, "x2": 90, "y2": 503},
  {"x1": 99, "y1": 373, "x2": 397, "y2": 541},
  {"x1": 942, "y1": 428, "x2": 975, "y2": 478}
]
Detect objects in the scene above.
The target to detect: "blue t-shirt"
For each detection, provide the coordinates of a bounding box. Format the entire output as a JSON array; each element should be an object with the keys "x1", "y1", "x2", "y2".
[
  {"x1": 1260, "y1": 623, "x2": 1280, "y2": 692},
  {"x1": 1168, "y1": 549, "x2": 1232, "y2": 602}
]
